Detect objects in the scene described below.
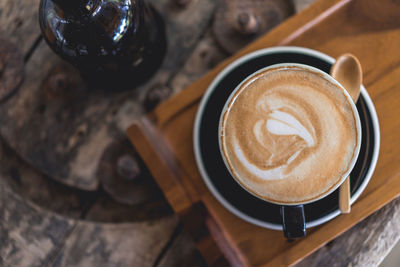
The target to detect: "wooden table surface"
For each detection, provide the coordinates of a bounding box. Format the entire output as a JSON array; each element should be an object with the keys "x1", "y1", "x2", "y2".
[{"x1": 1, "y1": 0, "x2": 399, "y2": 266}]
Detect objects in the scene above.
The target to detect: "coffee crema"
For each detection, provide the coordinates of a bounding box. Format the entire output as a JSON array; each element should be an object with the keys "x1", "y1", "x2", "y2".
[{"x1": 220, "y1": 66, "x2": 359, "y2": 204}]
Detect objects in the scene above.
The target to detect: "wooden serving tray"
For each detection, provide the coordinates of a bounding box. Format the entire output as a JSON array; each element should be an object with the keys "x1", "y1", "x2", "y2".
[{"x1": 127, "y1": 0, "x2": 400, "y2": 265}]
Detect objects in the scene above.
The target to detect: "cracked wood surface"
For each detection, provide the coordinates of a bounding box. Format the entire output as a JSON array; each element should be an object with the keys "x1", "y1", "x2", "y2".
[
  {"x1": 1, "y1": 182, "x2": 178, "y2": 267},
  {"x1": 0, "y1": 0, "x2": 216, "y2": 191}
]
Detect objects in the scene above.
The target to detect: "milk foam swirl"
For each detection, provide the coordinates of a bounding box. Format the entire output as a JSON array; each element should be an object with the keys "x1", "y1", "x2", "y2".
[
  {"x1": 221, "y1": 67, "x2": 359, "y2": 203},
  {"x1": 233, "y1": 92, "x2": 317, "y2": 180}
]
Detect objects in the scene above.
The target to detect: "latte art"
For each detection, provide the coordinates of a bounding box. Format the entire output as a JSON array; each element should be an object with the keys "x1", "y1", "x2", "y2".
[
  {"x1": 235, "y1": 91, "x2": 317, "y2": 180},
  {"x1": 220, "y1": 67, "x2": 359, "y2": 204}
]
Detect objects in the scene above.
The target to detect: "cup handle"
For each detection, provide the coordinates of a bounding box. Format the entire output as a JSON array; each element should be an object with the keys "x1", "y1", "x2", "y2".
[{"x1": 281, "y1": 205, "x2": 306, "y2": 238}]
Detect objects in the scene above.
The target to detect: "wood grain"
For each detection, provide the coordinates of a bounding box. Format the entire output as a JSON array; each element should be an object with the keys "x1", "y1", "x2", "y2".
[
  {"x1": 0, "y1": 184, "x2": 75, "y2": 267},
  {"x1": 127, "y1": 0, "x2": 400, "y2": 265},
  {"x1": 1, "y1": 0, "x2": 399, "y2": 266},
  {"x1": 0, "y1": 0, "x2": 217, "y2": 191},
  {"x1": 0, "y1": 0, "x2": 41, "y2": 55},
  {"x1": 170, "y1": 29, "x2": 228, "y2": 95},
  {"x1": 0, "y1": 138, "x2": 173, "y2": 225},
  {"x1": 0, "y1": 127, "x2": 180, "y2": 267},
  {"x1": 212, "y1": 0, "x2": 294, "y2": 54},
  {"x1": 0, "y1": 182, "x2": 179, "y2": 267},
  {"x1": 296, "y1": 196, "x2": 400, "y2": 267},
  {"x1": 0, "y1": 139, "x2": 95, "y2": 220},
  {"x1": 157, "y1": 229, "x2": 207, "y2": 267},
  {"x1": 50, "y1": 216, "x2": 178, "y2": 267}
]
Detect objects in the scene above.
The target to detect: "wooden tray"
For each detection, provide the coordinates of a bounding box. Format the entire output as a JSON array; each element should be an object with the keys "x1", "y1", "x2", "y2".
[{"x1": 127, "y1": 0, "x2": 400, "y2": 265}]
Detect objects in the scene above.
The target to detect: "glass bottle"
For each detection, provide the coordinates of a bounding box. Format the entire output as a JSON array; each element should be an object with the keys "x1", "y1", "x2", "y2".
[{"x1": 39, "y1": 0, "x2": 166, "y2": 89}]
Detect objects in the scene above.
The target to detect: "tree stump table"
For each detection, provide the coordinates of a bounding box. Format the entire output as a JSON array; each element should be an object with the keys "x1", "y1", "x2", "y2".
[{"x1": 1, "y1": 0, "x2": 399, "y2": 266}]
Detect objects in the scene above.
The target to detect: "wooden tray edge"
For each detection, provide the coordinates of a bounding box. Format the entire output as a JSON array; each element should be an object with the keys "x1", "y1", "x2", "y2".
[
  {"x1": 264, "y1": 174, "x2": 400, "y2": 266},
  {"x1": 151, "y1": 0, "x2": 346, "y2": 127},
  {"x1": 127, "y1": 118, "x2": 194, "y2": 214}
]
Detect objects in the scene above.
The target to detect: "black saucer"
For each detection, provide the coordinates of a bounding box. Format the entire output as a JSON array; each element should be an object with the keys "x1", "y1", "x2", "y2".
[{"x1": 195, "y1": 48, "x2": 377, "y2": 228}]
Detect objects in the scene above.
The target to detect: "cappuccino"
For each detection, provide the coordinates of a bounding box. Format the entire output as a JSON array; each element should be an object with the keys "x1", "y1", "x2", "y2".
[{"x1": 220, "y1": 66, "x2": 360, "y2": 204}]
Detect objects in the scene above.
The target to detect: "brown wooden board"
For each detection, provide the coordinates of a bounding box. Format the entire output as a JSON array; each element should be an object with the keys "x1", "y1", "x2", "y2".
[
  {"x1": 127, "y1": 0, "x2": 400, "y2": 265},
  {"x1": 0, "y1": 0, "x2": 217, "y2": 191},
  {"x1": 0, "y1": 0, "x2": 41, "y2": 56},
  {"x1": 0, "y1": 121, "x2": 191, "y2": 266},
  {"x1": 297, "y1": 197, "x2": 400, "y2": 267},
  {"x1": 0, "y1": 182, "x2": 178, "y2": 267},
  {"x1": 0, "y1": 183, "x2": 75, "y2": 266},
  {"x1": 51, "y1": 216, "x2": 178, "y2": 267},
  {"x1": 0, "y1": 136, "x2": 173, "y2": 223},
  {"x1": 213, "y1": 0, "x2": 294, "y2": 54}
]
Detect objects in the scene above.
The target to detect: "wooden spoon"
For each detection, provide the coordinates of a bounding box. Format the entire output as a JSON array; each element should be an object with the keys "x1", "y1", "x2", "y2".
[{"x1": 330, "y1": 54, "x2": 362, "y2": 214}]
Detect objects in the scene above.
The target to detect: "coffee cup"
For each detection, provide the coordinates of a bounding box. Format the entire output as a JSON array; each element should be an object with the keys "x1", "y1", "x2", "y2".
[{"x1": 218, "y1": 63, "x2": 361, "y2": 238}]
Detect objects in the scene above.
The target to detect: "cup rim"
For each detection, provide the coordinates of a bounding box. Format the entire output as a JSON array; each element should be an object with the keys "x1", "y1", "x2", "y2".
[
  {"x1": 193, "y1": 46, "x2": 380, "y2": 229},
  {"x1": 217, "y1": 63, "x2": 362, "y2": 206}
]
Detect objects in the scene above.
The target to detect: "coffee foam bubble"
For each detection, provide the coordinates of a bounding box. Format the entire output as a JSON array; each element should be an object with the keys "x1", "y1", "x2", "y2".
[{"x1": 221, "y1": 67, "x2": 359, "y2": 204}]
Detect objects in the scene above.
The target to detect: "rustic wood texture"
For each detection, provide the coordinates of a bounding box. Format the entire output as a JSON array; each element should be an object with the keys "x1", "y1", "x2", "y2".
[
  {"x1": 0, "y1": 0, "x2": 217, "y2": 191},
  {"x1": 97, "y1": 138, "x2": 164, "y2": 206},
  {"x1": 2, "y1": 0, "x2": 400, "y2": 266},
  {"x1": 0, "y1": 184, "x2": 75, "y2": 267},
  {"x1": 0, "y1": 131, "x2": 183, "y2": 266},
  {"x1": 0, "y1": 181, "x2": 179, "y2": 267},
  {"x1": 296, "y1": 196, "x2": 400, "y2": 267},
  {"x1": 0, "y1": 37, "x2": 24, "y2": 102},
  {"x1": 50, "y1": 216, "x2": 178, "y2": 267},
  {"x1": 213, "y1": 0, "x2": 294, "y2": 54},
  {"x1": 170, "y1": 29, "x2": 228, "y2": 95},
  {"x1": 127, "y1": 0, "x2": 400, "y2": 266},
  {"x1": 0, "y1": 0, "x2": 41, "y2": 56},
  {"x1": 157, "y1": 228, "x2": 207, "y2": 267},
  {"x1": 0, "y1": 138, "x2": 173, "y2": 223},
  {"x1": 0, "y1": 0, "x2": 221, "y2": 266},
  {"x1": 0, "y1": 139, "x2": 96, "y2": 220}
]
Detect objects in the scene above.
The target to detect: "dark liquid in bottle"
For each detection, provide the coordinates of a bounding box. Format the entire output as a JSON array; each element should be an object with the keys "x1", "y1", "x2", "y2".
[{"x1": 39, "y1": 0, "x2": 166, "y2": 90}]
